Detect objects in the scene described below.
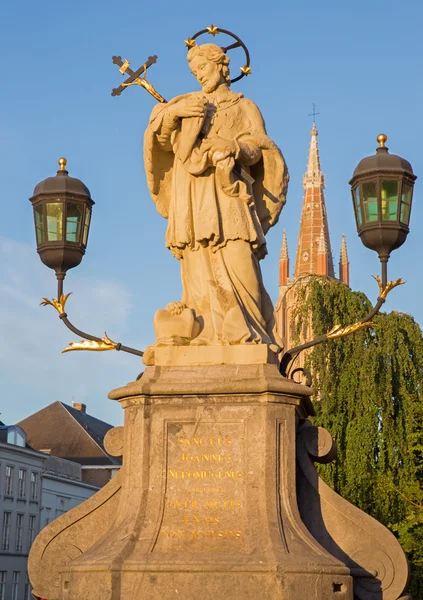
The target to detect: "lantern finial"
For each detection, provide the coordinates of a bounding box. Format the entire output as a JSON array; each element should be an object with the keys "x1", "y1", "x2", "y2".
[
  {"x1": 58, "y1": 157, "x2": 68, "y2": 172},
  {"x1": 377, "y1": 134, "x2": 388, "y2": 148}
]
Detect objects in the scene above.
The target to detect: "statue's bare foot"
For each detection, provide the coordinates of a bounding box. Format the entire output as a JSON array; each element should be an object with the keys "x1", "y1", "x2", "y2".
[{"x1": 153, "y1": 302, "x2": 201, "y2": 346}]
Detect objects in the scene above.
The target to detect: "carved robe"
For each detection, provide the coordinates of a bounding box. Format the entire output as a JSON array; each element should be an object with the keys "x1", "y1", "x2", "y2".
[{"x1": 144, "y1": 88, "x2": 288, "y2": 348}]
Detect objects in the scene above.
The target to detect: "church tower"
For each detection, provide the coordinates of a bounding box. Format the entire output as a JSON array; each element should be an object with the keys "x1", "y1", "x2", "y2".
[
  {"x1": 294, "y1": 123, "x2": 334, "y2": 279},
  {"x1": 275, "y1": 122, "x2": 350, "y2": 355}
]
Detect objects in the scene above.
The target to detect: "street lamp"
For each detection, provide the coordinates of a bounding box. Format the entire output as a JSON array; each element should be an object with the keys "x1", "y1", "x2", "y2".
[
  {"x1": 29, "y1": 158, "x2": 94, "y2": 284},
  {"x1": 349, "y1": 134, "x2": 416, "y2": 287},
  {"x1": 280, "y1": 134, "x2": 416, "y2": 379},
  {"x1": 30, "y1": 158, "x2": 143, "y2": 358}
]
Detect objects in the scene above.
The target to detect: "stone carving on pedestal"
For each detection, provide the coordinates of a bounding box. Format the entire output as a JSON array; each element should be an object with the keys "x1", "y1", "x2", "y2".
[{"x1": 28, "y1": 27, "x2": 411, "y2": 600}]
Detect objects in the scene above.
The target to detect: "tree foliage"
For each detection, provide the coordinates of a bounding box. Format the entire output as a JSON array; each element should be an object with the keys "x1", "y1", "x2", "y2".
[{"x1": 291, "y1": 276, "x2": 423, "y2": 596}]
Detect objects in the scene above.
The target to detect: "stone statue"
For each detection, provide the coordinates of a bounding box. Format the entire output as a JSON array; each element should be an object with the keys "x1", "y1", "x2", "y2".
[{"x1": 144, "y1": 43, "x2": 288, "y2": 351}]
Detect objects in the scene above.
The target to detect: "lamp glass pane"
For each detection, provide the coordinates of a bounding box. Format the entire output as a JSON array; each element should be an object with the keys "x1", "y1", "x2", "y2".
[
  {"x1": 83, "y1": 209, "x2": 91, "y2": 245},
  {"x1": 354, "y1": 186, "x2": 363, "y2": 226},
  {"x1": 400, "y1": 183, "x2": 412, "y2": 225},
  {"x1": 362, "y1": 182, "x2": 378, "y2": 223},
  {"x1": 66, "y1": 203, "x2": 83, "y2": 242},
  {"x1": 34, "y1": 206, "x2": 44, "y2": 244},
  {"x1": 46, "y1": 202, "x2": 63, "y2": 241},
  {"x1": 381, "y1": 180, "x2": 398, "y2": 221}
]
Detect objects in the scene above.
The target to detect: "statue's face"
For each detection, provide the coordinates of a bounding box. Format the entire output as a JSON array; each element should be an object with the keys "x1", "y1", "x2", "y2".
[{"x1": 189, "y1": 54, "x2": 225, "y2": 93}]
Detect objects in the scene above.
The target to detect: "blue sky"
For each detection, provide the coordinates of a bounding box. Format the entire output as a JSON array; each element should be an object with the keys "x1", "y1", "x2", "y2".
[{"x1": 1, "y1": 0, "x2": 422, "y2": 426}]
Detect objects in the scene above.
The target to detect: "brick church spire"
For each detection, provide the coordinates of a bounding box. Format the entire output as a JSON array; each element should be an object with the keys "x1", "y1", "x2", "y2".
[
  {"x1": 275, "y1": 120, "x2": 351, "y2": 356},
  {"x1": 294, "y1": 123, "x2": 335, "y2": 278}
]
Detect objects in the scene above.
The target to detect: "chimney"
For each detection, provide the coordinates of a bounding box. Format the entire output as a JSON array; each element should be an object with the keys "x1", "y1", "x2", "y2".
[{"x1": 72, "y1": 402, "x2": 86, "y2": 414}]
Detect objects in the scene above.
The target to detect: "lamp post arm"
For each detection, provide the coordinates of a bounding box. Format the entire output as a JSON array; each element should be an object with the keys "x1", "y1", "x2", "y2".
[
  {"x1": 40, "y1": 278, "x2": 144, "y2": 358},
  {"x1": 279, "y1": 272, "x2": 404, "y2": 379}
]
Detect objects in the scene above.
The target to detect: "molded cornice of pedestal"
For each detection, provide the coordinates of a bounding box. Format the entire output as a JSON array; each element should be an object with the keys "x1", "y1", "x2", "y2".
[{"x1": 108, "y1": 363, "x2": 314, "y2": 414}]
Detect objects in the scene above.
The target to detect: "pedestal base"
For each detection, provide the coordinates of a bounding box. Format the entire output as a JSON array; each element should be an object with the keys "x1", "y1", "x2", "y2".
[
  {"x1": 61, "y1": 569, "x2": 352, "y2": 600},
  {"x1": 29, "y1": 364, "x2": 409, "y2": 600}
]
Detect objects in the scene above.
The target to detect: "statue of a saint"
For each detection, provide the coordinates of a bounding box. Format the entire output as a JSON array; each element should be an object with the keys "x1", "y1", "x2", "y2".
[{"x1": 144, "y1": 43, "x2": 288, "y2": 350}]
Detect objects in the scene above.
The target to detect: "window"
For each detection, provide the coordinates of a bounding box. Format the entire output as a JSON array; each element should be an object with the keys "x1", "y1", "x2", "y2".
[
  {"x1": 28, "y1": 515, "x2": 36, "y2": 549},
  {"x1": 34, "y1": 205, "x2": 44, "y2": 244},
  {"x1": 18, "y1": 469, "x2": 27, "y2": 498},
  {"x1": 24, "y1": 572, "x2": 32, "y2": 600},
  {"x1": 55, "y1": 496, "x2": 69, "y2": 518},
  {"x1": 353, "y1": 186, "x2": 363, "y2": 226},
  {"x1": 5, "y1": 465, "x2": 14, "y2": 496},
  {"x1": 400, "y1": 182, "x2": 412, "y2": 224},
  {"x1": 46, "y1": 202, "x2": 63, "y2": 240},
  {"x1": 1, "y1": 512, "x2": 11, "y2": 551},
  {"x1": 16, "y1": 514, "x2": 24, "y2": 552},
  {"x1": 66, "y1": 203, "x2": 83, "y2": 242},
  {"x1": 30, "y1": 472, "x2": 39, "y2": 501},
  {"x1": 7, "y1": 426, "x2": 26, "y2": 447},
  {"x1": 381, "y1": 180, "x2": 398, "y2": 221},
  {"x1": 83, "y1": 208, "x2": 91, "y2": 245},
  {"x1": 0, "y1": 572, "x2": 6, "y2": 600},
  {"x1": 362, "y1": 181, "x2": 378, "y2": 222},
  {"x1": 12, "y1": 571, "x2": 19, "y2": 600}
]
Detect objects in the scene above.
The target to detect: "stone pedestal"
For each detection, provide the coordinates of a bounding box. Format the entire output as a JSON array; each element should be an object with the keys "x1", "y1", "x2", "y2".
[{"x1": 29, "y1": 360, "x2": 410, "y2": 600}]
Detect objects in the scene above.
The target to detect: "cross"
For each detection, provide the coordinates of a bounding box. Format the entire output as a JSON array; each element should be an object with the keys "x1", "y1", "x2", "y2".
[
  {"x1": 308, "y1": 103, "x2": 319, "y2": 124},
  {"x1": 111, "y1": 55, "x2": 159, "y2": 97}
]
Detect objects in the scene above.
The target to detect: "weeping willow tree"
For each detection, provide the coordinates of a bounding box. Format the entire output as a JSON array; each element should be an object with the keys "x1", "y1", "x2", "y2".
[{"x1": 291, "y1": 276, "x2": 423, "y2": 596}]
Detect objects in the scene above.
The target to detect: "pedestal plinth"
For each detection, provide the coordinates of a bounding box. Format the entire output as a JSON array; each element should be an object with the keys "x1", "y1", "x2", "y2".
[{"x1": 29, "y1": 356, "x2": 410, "y2": 600}]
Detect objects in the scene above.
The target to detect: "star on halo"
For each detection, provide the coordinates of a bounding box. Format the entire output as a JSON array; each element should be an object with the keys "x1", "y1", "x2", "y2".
[
  {"x1": 240, "y1": 65, "x2": 252, "y2": 76},
  {"x1": 206, "y1": 25, "x2": 219, "y2": 36},
  {"x1": 184, "y1": 38, "x2": 196, "y2": 48}
]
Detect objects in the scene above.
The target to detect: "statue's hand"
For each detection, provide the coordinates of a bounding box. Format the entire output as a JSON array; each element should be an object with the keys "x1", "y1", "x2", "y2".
[
  {"x1": 202, "y1": 137, "x2": 237, "y2": 161},
  {"x1": 168, "y1": 97, "x2": 208, "y2": 119}
]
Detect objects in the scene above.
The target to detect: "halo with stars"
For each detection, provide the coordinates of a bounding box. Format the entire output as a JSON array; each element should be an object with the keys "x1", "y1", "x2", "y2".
[{"x1": 184, "y1": 25, "x2": 251, "y2": 84}]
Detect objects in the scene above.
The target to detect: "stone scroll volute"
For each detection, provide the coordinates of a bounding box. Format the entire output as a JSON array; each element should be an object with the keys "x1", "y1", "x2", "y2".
[{"x1": 296, "y1": 421, "x2": 410, "y2": 600}]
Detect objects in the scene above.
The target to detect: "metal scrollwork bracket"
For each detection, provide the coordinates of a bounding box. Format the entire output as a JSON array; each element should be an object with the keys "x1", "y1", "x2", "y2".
[
  {"x1": 279, "y1": 273, "x2": 405, "y2": 380},
  {"x1": 41, "y1": 280, "x2": 143, "y2": 358}
]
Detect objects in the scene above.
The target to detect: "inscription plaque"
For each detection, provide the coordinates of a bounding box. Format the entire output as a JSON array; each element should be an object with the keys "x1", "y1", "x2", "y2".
[{"x1": 156, "y1": 421, "x2": 245, "y2": 551}]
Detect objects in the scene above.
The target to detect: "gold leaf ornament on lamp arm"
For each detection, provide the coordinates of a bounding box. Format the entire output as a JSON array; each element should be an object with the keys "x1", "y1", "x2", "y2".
[
  {"x1": 62, "y1": 333, "x2": 118, "y2": 354},
  {"x1": 40, "y1": 293, "x2": 72, "y2": 315}
]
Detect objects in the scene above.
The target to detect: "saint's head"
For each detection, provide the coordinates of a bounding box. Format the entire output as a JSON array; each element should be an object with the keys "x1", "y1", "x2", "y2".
[{"x1": 188, "y1": 43, "x2": 230, "y2": 93}]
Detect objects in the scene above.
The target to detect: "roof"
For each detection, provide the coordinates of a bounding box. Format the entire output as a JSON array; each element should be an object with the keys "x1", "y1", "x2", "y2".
[{"x1": 17, "y1": 401, "x2": 121, "y2": 466}]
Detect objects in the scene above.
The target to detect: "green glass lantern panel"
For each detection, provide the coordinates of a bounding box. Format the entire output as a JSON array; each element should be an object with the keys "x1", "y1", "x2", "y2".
[
  {"x1": 381, "y1": 180, "x2": 399, "y2": 221},
  {"x1": 66, "y1": 203, "x2": 83, "y2": 242},
  {"x1": 362, "y1": 182, "x2": 378, "y2": 223},
  {"x1": 83, "y1": 208, "x2": 91, "y2": 246},
  {"x1": 353, "y1": 186, "x2": 363, "y2": 226},
  {"x1": 46, "y1": 202, "x2": 63, "y2": 241},
  {"x1": 400, "y1": 183, "x2": 412, "y2": 225},
  {"x1": 34, "y1": 205, "x2": 44, "y2": 244}
]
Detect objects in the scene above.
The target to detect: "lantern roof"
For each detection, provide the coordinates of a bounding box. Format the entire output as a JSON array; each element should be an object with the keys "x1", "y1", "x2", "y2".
[
  {"x1": 31, "y1": 158, "x2": 92, "y2": 200},
  {"x1": 350, "y1": 135, "x2": 415, "y2": 183}
]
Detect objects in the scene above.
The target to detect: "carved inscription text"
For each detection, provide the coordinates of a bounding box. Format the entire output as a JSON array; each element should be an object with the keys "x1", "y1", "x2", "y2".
[{"x1": 156, "y1": 422, "x2": 245, "y2": 551}]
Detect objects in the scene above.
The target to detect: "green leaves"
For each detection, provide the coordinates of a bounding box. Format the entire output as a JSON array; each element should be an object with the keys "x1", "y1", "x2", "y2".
[{"x1": 292, "y1": 276, "x2": 423, "y2": 596}]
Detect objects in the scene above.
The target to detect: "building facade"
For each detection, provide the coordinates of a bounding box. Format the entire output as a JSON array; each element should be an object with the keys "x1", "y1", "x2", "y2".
[
  {"x1": 275, "y1": 123, "x2": 350, "y2": 364},
  {"x1": 0, "y1": 425, "x2": 98, "y2": 600},
  {"x1": 18, "y1": 402, "x2": 121, "y2": 488}
]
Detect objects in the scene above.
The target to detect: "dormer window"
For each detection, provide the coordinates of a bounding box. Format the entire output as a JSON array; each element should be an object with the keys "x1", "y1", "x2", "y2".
[{"x1": 6, "y1": 426, "x2": 26, "y2": 447}]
